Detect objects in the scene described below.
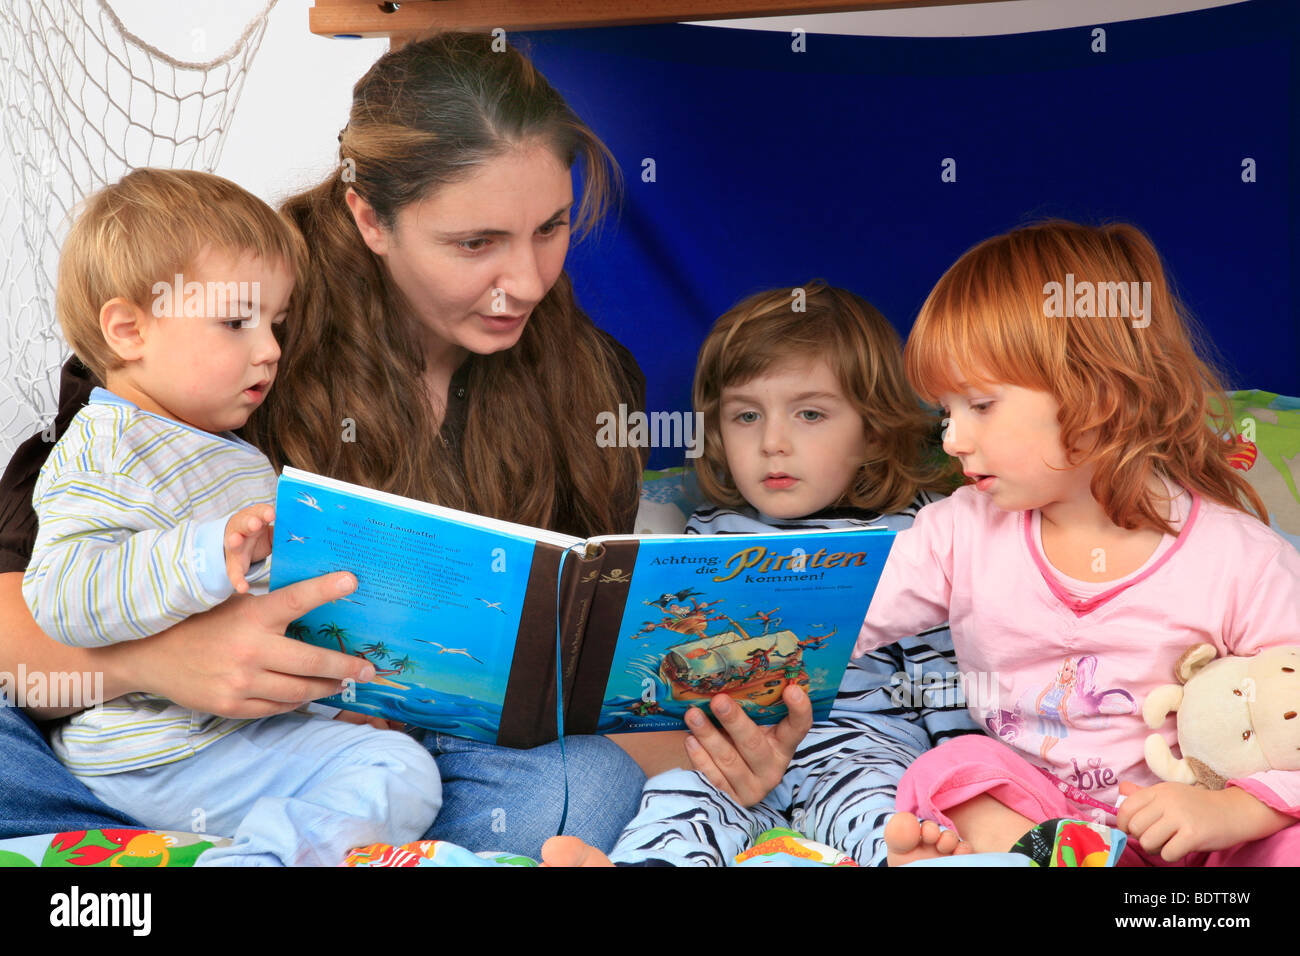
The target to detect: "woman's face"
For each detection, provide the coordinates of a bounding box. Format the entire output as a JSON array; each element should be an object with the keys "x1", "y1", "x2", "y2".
[{"x1": 351, "y1": 140, "x2": 573, "y2": 362}]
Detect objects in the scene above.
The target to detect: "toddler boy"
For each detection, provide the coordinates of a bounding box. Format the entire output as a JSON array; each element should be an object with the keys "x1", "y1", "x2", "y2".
[{"x1": 22, "y1": 168, "x2": 440, "y2": 866}]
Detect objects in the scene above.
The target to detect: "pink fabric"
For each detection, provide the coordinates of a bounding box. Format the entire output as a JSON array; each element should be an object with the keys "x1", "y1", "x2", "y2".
[
  {"x1": 899, "y1": 735, "x2": 1300, "y2": 866},
  {"x1": 1021, "y1": 493, "x2": 1198, "y2": 617},
  {"x1": 1230, "y1": 776, "x2": 1300, "y2": 817},
  {"x1": 857, "y1": 483, "x2": 1300, "y2": 815}
]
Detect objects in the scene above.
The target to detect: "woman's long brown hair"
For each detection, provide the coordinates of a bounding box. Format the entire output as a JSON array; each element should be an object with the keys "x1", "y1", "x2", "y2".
[{"x1": 245, "y1": 32, "x2": 642, "y2": 537}]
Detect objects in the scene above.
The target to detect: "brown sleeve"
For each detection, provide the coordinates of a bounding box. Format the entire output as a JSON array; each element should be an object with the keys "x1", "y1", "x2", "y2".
[{"x1": 0, "y1": 358, "x2": 98, "y2": 573}]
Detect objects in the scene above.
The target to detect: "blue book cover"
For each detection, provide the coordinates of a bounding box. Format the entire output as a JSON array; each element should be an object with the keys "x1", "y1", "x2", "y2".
[
  {"x1": 572, "y1": 531, "x2": 897, "y2": 734},
  {"x1": 270, "y1": 467, "x2": 897, "y2": 747},
  {"x1": 270, "y1": 467, "x2": 583, "y2": 745}
]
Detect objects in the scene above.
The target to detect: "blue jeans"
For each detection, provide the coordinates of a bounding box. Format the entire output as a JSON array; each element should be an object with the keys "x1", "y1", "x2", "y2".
[
  {"x1": 0, "y1": 694, "x2": 141, "y2": 838},
  {"x1": 419, "y1": 732, "x2": 645, "y2": 858}
]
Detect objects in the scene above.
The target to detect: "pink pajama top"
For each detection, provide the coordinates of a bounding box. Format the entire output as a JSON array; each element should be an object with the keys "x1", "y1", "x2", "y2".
[{"x1": 855, "y1": 483, "x2": 1300, "y2": 817}]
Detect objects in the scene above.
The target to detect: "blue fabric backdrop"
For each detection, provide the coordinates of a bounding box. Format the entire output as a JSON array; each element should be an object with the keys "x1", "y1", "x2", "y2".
[{"x1": 517, "y1": 0, "x2": 1299, "y2": 469}]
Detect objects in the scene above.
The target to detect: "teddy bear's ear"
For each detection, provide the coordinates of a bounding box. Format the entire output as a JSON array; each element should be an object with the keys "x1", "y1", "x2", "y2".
[{"x1": 1174, "y1": 644, "x2": 1218, "y2": 683}]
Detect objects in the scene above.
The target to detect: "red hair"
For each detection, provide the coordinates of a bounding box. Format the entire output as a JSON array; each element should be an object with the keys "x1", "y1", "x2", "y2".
[{"x1": 906, "y1": 220, "x2": 1266, "y2": 534}]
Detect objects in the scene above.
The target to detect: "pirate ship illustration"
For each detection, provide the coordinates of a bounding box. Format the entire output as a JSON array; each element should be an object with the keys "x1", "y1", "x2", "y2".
[{"x1": 658, "y1": 616, "x2": 834, "y2": 708}]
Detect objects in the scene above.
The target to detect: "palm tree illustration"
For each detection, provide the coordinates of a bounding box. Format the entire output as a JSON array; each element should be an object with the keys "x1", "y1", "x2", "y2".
[
  {"x1": 287, "y1": 622, "x2": 311, "y2": 641},
  {"x1": 379, "y1": 654, "x2": 416, "y2": 677},
  {"x1": 317, "y1": 622, "x2": 350, "y2": 654},
  {"x1": 359, "y1": 642, "x2": 390, "y2": 660}
]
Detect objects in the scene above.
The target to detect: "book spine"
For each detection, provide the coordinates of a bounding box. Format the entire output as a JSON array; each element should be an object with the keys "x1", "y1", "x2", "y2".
[
  {"x1": 561, "y1": 544, "x2": 603, "y2": 698},
  {"x1": 567, "y1": 538, "x2": 641, "y2": 734},
  {"x1": 496, "y1": 542, "x2": 604, "y2": 749},
  {"x1": 497, "y1": 542, "x2": 562, "y2": 749}
]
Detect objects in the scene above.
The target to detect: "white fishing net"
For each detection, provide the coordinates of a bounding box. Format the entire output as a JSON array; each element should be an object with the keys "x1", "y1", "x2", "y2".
[{"x1": 0, "y1": 0, "x2": 277, "y2": 458}]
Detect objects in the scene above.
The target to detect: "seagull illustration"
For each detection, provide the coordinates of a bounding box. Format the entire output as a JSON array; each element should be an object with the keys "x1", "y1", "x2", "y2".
[
  {"x1": 476, "y1": 598, "x2": 506, "y2": 614},
  {"x1": 413, "y1": 640, "x2": 484, "y2": 664},
  {"x1": 295, "y1": 492, "x2": 323, "y2": 512},
  {"x1": 288, "y1": 533, "x2": 307, "y2": 544}
]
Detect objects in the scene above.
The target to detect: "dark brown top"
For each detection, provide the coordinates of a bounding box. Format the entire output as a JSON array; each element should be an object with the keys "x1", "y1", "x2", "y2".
[{"x1": 0, "y1": 333, "x2": 647, "y2": 574}]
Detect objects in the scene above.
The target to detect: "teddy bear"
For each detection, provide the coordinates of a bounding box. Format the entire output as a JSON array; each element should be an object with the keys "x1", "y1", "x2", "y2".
[{"x1": 1143, "y1": 643, "x2": 1300, "y2": 789}]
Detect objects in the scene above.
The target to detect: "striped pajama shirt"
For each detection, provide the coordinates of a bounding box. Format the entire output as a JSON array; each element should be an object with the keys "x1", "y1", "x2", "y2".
[
  {"x1": 21, "y1": 388, "x2": 441, "y2": 863},
  {"x1": 22, "y1": 388, "x2": 278, "y2": 774}
]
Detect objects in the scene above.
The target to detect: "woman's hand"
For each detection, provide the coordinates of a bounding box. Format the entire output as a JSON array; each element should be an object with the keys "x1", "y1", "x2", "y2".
[
  {"x1": 115, "y1": 570, "x2": 376, "y2": 719},
  {"x1": 682, "y1": 685, "x2": 813, "y2": 807}
]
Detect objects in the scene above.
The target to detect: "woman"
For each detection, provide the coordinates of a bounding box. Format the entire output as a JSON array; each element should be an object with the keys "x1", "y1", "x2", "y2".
[{"x1": 0, "y1": 32, "x2": 650, "y2": 858}]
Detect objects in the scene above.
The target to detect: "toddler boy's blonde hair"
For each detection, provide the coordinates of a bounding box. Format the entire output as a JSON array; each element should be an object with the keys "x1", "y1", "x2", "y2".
[{"x1": 55, "y1": 168, "x2": 306, "y2": 380}]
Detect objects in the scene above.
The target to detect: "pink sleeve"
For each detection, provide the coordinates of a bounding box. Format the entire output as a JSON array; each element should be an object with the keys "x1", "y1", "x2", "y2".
[
  {"x1": 1223, "y1": 537, "x2": 1300, "y2": 658},
  {"x1": 855, "y1": 495, "x2": 955, "y2": 656},
  {"x1": 1228, "y1": 775, "x2": 1300, "y2": 819},
  {"x1": 1224, "y1": 537, "x2": 1300, "y2": 811}
]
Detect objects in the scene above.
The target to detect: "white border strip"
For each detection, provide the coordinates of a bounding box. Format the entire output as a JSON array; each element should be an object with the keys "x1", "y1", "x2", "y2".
[{"x1": 690, "y1": 0, "x2": 1249, "y2": 39}]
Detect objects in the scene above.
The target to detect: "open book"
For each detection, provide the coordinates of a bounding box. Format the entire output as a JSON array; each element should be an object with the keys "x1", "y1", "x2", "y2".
[{"x1": 269, "y1": 467, "x2": 898, "y2": 748}]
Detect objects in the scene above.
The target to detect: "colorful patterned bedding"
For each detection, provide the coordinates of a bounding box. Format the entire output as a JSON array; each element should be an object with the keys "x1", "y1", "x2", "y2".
[
  {"x1": 0, "y1": 829, "x2": 226, "y2": 867},
  {"x1": 0, "y1": 827, "x2": 858, "y2": 867},
  {"x1": 1228, "y1": 390, "x2": 1300, "y2": 550}
]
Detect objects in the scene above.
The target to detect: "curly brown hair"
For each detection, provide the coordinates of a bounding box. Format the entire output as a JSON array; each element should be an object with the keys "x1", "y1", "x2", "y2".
[{"x1": 692, "y1": 280, "x2": 956, "y2": 515}]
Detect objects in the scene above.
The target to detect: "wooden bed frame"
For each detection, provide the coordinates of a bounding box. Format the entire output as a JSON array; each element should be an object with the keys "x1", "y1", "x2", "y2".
[{"x1": 308, "y1": 0, "x2": 1010, "y2": 42}]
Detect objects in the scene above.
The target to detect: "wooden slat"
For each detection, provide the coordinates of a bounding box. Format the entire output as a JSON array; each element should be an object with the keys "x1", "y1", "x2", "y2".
[{"x1": 309, "y1": 0, "x2": 1009, "y2": 40}]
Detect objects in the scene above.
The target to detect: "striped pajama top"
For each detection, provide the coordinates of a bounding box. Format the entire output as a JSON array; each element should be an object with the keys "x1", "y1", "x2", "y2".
[
  {"x1": 685, "y1": 494, "x2": 978, "y2": 745},
  {"x1": 23, "y1": 387, "x2": 274, "y2": 774}
]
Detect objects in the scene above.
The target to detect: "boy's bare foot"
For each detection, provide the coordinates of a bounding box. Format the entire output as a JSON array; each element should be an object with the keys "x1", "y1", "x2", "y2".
[
  {"x1": 540, "y1": 835, "x2": 615, "y2": 867},
  {"x1": 885, "y1": 812, "x2": 973, "y2": 866}
]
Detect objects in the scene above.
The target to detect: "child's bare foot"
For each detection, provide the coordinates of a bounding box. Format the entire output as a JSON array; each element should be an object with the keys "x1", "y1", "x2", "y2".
[
  {"x1": 540, "y1": 835, "x2": 615, "y2": 867},
  {"x1": 885, "y1": 812, "x2": 973, "y2": 866}
]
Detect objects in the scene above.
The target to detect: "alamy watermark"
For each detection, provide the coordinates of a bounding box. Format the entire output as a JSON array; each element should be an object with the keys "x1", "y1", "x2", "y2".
[
  {"x1": 0, "y1": 666, "x2": 104, "y2": 709},
  {"x1": 152, "y1": 275, "x2": 261, "y2": 323},
  {"x1": 50, "y1": 887, "x2": 150, "y2": 936},
  {"x1": 889, "y1": 665, "x2": 1001, "y2": 711},
  {"x1": 1042, "y1": 273, "x2": 1151, "y2": 328},
  {"x1": 596, "y1": 403, "x2": 705, "y2": 458}
]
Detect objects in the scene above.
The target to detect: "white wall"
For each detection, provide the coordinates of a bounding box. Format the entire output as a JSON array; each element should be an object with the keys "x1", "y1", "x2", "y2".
[{"x1": 106, "y1": 0, "x2": 388, "y2": 205}]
